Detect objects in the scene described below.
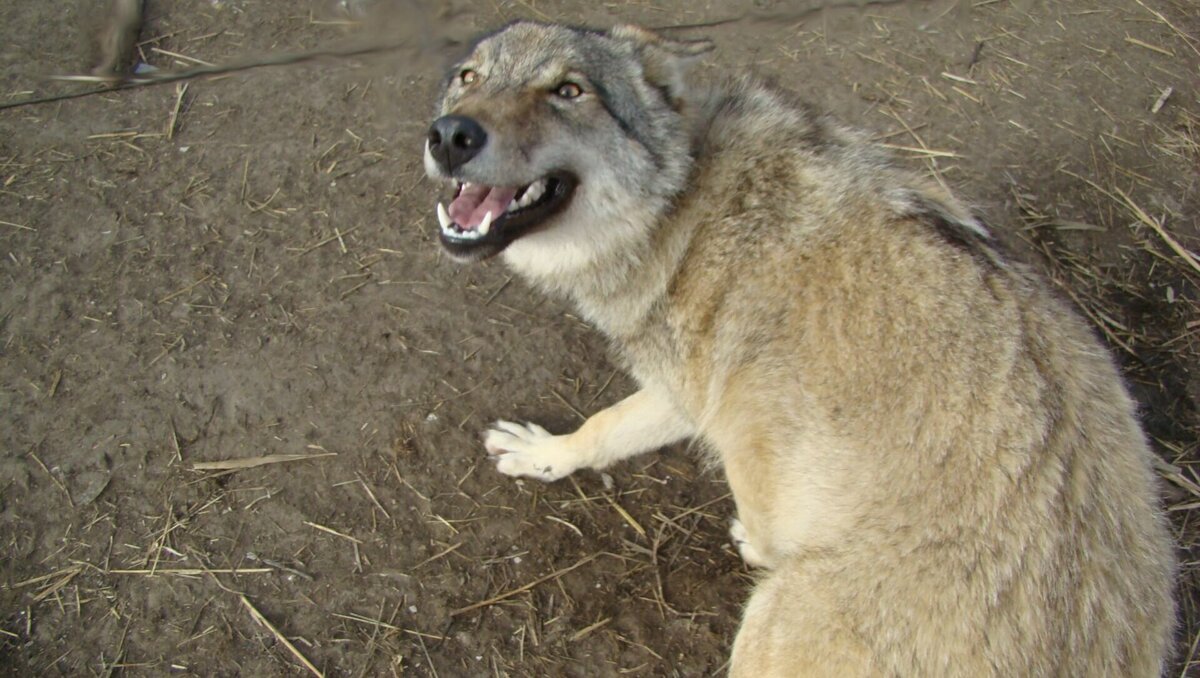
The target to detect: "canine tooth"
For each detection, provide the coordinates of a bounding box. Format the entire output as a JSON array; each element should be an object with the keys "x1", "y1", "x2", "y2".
[
  {"x1": 478, "y1": 210, "x2": 493, "y2": 236},
  {"x1": 437, "y1": 202, "x2": 452, "y2": 229}
]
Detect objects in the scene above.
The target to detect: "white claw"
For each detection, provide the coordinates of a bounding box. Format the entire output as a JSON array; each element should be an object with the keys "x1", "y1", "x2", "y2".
[
  {"x1": 437, "y1": 202, "x2": 452, "y2": 230},
  {"x1": 478, "y1": 210, "x2": 493, "y2": 236}
]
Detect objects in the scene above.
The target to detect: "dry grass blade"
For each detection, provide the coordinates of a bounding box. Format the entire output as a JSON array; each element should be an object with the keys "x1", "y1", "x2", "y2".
[
  {"x1": 878, "y1": 143, "x2": 961, "y2": 158},
  {"x1": 570, "y1": 617, "x2": 611, "y2": 642},
  {"x1": 412, "y1": 542, "x2": 463, "y2": 569},
  {"x1": 1132, "y1": 0, "x2": 1200, "y2": 58},
  {"x1": 167, "y1": 82, "x2": 189, "y2": 140},
  {"x1": 1155, "y1": 457, "x2": 1200, "y2": 499},
  {"x1": 605, "y1": 495, "x2": 647, "y2": 538},
  {"x1": 239, "y1": 594, "x2": 323, "y2": 677},
  {"x1": 191, "y1": 452, "x2": 337, "y2": 471},
  {"x1": 1, "y1": 39, "x2": 427, "y2": 112},
  {"x1": 12, "y1": 565, "x2": 85, "y2": 601},
  {"x1": 332, "y1": 612, "x2": 403, "y2": 632},
  {"x1": 1124, "y1": 36, "x2": 1174, "y2": 57},
  {"x1": 450, "y1": 553, "x2": 599, "y2": 616},
  {"x1": 1112, "y1": 187, "x2": 1200, "y2": 277},
  {"x1": 108, "y1": 567, "x2": 273, "y2": 576},
  {"x1": 157, "y1": 273, "x2": 213, "y2": 304},
  {"x1": 303, "y1": 521, "x2": 362, "y2": 544}
]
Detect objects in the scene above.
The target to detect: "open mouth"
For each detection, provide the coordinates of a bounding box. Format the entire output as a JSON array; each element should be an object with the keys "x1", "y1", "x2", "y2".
[{"x1": 436, "y1": 172, "x2": 576, "y2": 259}]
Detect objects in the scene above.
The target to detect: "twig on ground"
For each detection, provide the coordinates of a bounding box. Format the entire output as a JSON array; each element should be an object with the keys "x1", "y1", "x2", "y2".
[
  {"x1": 239, "y1": 594, "x2": 324, "y2": 677},
  {"x1": 450, "y1": 553, "x2": 600, "y2": 616},
  {"x1": 191, "y1": 452, "x2": 337, "y2": 472}
]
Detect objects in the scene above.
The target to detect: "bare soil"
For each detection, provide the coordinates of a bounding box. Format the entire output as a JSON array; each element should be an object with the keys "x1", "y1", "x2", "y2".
[{"x1": 2, "y1": 0, "x2": 1198, "y2": 675}]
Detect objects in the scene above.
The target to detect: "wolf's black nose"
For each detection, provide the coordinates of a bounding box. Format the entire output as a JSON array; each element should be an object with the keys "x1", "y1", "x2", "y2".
[{"x1": 427, "y1": 115, "x2": 487, "y2": 173}]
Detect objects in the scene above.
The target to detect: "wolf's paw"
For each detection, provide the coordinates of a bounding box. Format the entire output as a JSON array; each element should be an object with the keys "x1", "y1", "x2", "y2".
[
  {"x1": 730, "y1": 518, "x2": 770, "y2": 569},
  {"x1": 484, "y1": 420, "x2": 578, "y2": 482}
]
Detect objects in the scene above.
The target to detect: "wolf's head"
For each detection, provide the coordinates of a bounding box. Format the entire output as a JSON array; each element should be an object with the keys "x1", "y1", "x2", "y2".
[{"x1": 424, "y1": 22, "x2": 712, "y2": 273}]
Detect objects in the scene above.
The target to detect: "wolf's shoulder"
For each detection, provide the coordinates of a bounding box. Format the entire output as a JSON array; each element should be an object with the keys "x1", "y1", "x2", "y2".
[{"x1": 690, "y1": 76, "x2": 872, "y2": 159}]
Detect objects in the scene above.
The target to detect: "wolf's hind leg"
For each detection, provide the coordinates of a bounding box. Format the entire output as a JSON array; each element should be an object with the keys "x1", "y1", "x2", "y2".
[{"x1": 484, "y1": 386, "x2": 693, "y2": 482}]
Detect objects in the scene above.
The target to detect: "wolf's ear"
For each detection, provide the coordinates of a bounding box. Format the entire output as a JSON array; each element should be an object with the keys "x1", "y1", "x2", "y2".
[{"x1": 609, "y1": 25, "x2": 714, "y2": 102}]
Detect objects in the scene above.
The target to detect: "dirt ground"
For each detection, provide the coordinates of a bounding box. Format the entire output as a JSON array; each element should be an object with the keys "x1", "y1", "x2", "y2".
[{"x1": 1, "y1": 0, "x2": 1197, "y2": 675}]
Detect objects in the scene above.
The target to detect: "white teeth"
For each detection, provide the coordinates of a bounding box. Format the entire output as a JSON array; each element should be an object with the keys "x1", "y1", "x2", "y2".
[
  {"x1": 437, "y1": 202, "x2": 491, "y2": 242},
  {"x1": 510, "y1": 178, "x2": 548, "y2": 212},
  {"x1": 527, "y1": 179, "x2": 546, "y2": 202}
]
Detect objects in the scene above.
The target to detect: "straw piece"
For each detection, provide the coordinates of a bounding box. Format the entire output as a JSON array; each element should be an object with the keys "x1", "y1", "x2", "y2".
[
  {"x1": 191, "y1": 452, "x2": 337, "y2": 471},
  {"x1": 239, "y1": 594, "x2": 323, "y2": 677}
]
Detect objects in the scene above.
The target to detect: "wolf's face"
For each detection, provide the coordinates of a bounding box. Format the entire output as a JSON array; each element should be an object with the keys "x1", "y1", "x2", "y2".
[{"x1": 424, "y1": 22, "x2": 711, "y2": 269}]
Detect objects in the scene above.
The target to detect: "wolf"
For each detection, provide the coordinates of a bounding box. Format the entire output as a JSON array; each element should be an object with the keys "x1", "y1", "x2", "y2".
[{"x1": 422, "y1": 21, "x2": 1176, "y2": 676}]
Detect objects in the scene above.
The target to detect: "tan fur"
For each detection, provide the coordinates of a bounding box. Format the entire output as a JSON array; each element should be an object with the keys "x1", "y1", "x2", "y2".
[{"x1": 428, "y1": 22, "x2": 1176, "y2": 676}]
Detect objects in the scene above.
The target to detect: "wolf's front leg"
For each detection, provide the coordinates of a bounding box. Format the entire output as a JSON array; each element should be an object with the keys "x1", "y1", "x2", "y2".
[{"x1": 484, "y1": 386, "x2": 693, "y2": 482}]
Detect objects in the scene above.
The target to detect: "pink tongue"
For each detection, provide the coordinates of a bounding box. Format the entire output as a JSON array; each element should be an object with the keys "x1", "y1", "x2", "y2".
[{"x1": 448, "y1": 184, "x2": 519, "y2": 229}]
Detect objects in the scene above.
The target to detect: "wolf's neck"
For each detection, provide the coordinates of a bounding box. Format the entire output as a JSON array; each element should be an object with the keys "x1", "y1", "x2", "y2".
[{"x1": 565, "y1": 212, "x2": 695, "y2": 339}]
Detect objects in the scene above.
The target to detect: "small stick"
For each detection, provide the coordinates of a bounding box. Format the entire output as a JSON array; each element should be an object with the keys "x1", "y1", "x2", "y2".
[
  {"x1": 86, "y1": 131, "x2": 139, "y2": 139},
  {"x1": 339, "y1": 281, "x2": 369, "y2": 299},
  {"x1": 483, "y1": 277, "x2": 512, "y2": 305},
  {"x1": 332, "y1": 612, "x2": 402, "y2": 632},
  {"x1": 450, "y1": 553, "x2": 599, "y2": 616},
  {"x1": 303, "y1": 521, "x2": 362, "y2": 544},
  {"x1": 31, "y1": 567, "x2": 83, "y2": 603},
  {"x1": 551, "y1": 389, "x2": 586, "y2": 421},
  {"x1": 169, "y1": 419, "x2": 183, "y2": 464},
  {"x1": 940, "y1": 72, "x2": 979, "y2": 85},
  {"x1": 4, "y1": 38, "x2": 433, "y2": 113},
  {"x1": 246, "y1": 553, "x2": 313, "y2": 581},
  {"x1": 296, "y1": 226, "x2": 360, "y2": 256},
  {"x1": 191, "y1": 452, "x2": 336, "y2": 471},
  {"x1": 167, "y1": 82, "x2": 189, "y2": 140},
  {"x1": 414, "y1": 631, "x2": 440, "y2": 678},
  {"x1": 412, "y1": 542, "x2": 462, "y2": 569},
  {"x1": 1150, "y1": 87, "x2": 1173, "y2": 114},
  {"x1": 544, "y1": 515, "x2": 584, "y2": 537},
  {"x1": 12, "y1": 566, "x2": 84, "y2": 589},
  {"x1": 355, "y1": 474, "x2": 391, "y2": 519},
  {"x1": 28, "y1": 452, "x2": 73, "y2": 505},
  {"x1": 157, "y1": 273, "x2": 213, "y2": 304},
  {"x1": 570, "y1": 617, "x2": 611, "y2": 642},
  {"x1": 605, "y1": 495, "x2": 647, "y2": 538},
  {"x1": 584, "y1": 370, "x2": 619, "y2": 408},
  {"x1": 1132, "y1": 0, "x2": 1200, "y2": 58},
  {"x1": 108, "y1": 567, "x2": 273, "y2": 576},
  {"x1": 1114, "y1": 187, "x2": 1200, "y2": 277},
  {"x1": 150, "y1": 47, "x2": 215, "y2": 67},
  {"x1": 239, "y1": 594, "x2": 323, "y2": 677},
  {"x1": 878, "y1": 143, "x2": 962, "y2": 158},
  {"x1": 1123, "y1": 36, "x2": 1174, "y2": 57}
]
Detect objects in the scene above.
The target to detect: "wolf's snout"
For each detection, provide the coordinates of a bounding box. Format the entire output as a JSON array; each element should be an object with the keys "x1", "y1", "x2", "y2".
[{"x1": 428, "y1": 115, "x2": 487, "y2": 173}]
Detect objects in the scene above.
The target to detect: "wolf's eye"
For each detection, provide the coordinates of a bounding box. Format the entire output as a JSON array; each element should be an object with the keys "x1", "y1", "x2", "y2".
[
  {"x1": 460, "y1": 69, "x2": 478, "y2": 85},
  {"x1": 554, "y1": 82, "x2": 584, "y2": 99}
]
